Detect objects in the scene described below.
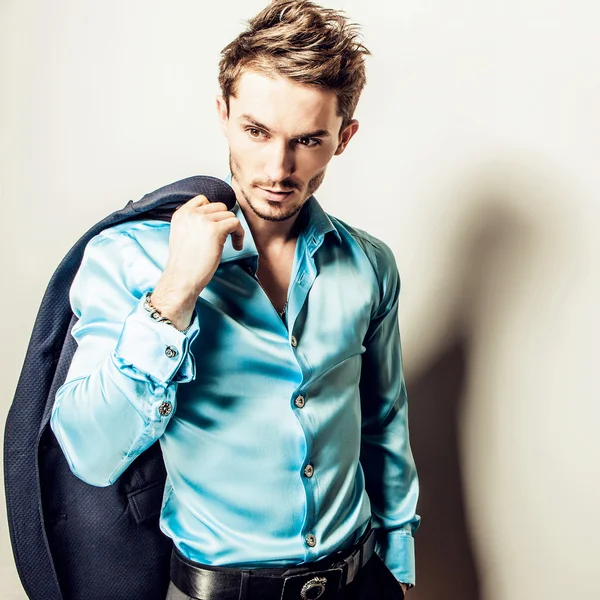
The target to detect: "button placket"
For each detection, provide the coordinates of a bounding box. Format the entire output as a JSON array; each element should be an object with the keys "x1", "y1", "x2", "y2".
[{"x1": 292, "y1": 392, "x2": 317, "y2": 552}]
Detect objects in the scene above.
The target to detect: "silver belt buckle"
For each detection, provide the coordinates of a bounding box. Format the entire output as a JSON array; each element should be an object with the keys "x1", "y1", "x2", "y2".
[
  {"x1": 280, "y1": 567, "x2": 343, "y2": 600},
  {"x1": 300, "y1": 576, "x2": 327, "y2": 599}
]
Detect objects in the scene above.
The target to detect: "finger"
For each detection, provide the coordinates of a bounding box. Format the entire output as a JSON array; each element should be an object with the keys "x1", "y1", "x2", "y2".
[
  {"x1": 185, "y1": 194, "x2": 210, "y2": 207},
  {"x1": 209, "y1": 211, "x2": 239, "y2": 222},
  {"x1": 193, "y1": 202, "x2": 230, "y2": 214},
  {"x1": 218, "y1": 217, "x2": 245, "y2": 250},
  {"x1": 230, "y1": 228, "x2": 245, "y2": 251}
]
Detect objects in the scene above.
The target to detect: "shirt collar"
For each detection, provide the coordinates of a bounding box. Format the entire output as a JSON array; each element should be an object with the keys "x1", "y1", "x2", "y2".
[
  {"x1": 219, "y1": 173, "x2": 341, "y2": 265},
  {"x1": 302, "y1": 192, "x2": 342, "y2": 253}
]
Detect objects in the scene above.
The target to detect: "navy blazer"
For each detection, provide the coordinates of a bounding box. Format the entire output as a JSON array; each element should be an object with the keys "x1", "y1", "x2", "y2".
[{"x1": 4, "y1": 176, "x2": 236, "y2": 600}]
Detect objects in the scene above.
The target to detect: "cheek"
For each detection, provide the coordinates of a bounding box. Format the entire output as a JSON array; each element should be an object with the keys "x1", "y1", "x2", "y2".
[
  {"x1": 298, "y1": 150, "x2": 333, "y2": 178},
  {"x1": 228, "y1": 127, "x2": 256, "y2": 154},
  {"x1": 229, "y1": 136, "x2": 257, "y2": 170}
]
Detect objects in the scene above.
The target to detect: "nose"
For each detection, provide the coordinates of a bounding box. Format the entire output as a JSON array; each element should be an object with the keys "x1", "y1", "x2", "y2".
[{"x1": 263, "y1": 139, "x2": 294, "y2": 184}]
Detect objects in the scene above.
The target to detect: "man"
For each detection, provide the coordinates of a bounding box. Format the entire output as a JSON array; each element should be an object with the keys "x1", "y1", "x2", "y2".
[{"x1": 50, "y1": 1, "x2": 420, "y2": 598}]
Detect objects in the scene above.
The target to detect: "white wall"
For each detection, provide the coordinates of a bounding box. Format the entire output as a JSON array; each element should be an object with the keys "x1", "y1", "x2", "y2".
[{"x1": 1, "y1": 1, "x2": 598, "y2": 598}]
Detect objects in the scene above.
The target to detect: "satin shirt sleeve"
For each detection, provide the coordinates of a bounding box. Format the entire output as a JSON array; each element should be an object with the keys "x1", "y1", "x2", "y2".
[
  {"x1": 358, "y1": 238, "x2": 421, "y2": 586},
  {"x1": 50, "y1": 228, "x2": 200, "y2": 487}
]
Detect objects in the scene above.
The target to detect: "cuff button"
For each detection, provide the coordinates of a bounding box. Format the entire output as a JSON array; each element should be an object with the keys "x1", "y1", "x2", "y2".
[
  {"x1": 158, "y1": 401, "x2": 173, "y2": 417},
  {"x1": 165, "y1": 345, "x2": 178, "y2": 359}
]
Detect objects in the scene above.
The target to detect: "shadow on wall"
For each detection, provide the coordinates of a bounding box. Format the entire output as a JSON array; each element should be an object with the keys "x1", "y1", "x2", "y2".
[{"x1": 404, "y1": 160, "x2": 559, "y2": 600}]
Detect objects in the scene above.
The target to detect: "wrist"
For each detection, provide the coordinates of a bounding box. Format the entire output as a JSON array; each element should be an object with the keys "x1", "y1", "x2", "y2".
[
  {"x1": 159, "y1": 262, "x2": 209, "y2": 300},
  {"x1": 151, "y1": 279, "x2": 202, "y2": 331},
  {"x1": 143, "y1": 291, "x2": 195, "y2": 333}
]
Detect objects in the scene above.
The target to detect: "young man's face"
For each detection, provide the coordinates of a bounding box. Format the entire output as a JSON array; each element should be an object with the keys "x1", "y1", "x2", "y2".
[{"x1": 217, "y1": 69, "x2": 358, "y2": 223}]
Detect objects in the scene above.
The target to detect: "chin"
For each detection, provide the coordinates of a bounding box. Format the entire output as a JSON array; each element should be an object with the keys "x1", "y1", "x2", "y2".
[
  {"x1": 254, "y1": 203, "x2": 304, "y2": 223},
  {"x1": 248, "y1": 192, "x2": 305, "y2": 222}
]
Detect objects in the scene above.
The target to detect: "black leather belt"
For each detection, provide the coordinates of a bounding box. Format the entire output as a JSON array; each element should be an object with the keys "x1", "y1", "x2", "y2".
[{"x1": 170, "y1": 527, "x2": 376, "y2": 600}]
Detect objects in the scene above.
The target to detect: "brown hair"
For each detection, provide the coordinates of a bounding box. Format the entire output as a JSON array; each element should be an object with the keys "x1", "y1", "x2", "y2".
[{"x1": 218, "y1": 0, "x2": 370, "y2": 130}]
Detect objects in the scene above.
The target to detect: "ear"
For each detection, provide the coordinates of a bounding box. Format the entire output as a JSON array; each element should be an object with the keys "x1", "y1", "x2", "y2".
[
  {"x1": 216, "y1": 95, "x2": 229, "y2": 135},
  {"x1": 334, "y1": 119, "x2": 359, "y2": 156}
]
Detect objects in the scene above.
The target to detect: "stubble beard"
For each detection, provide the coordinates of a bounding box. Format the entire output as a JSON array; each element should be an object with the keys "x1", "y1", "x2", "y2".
[{"x1": 229, "y1": 154, "x2": 326, "y2": 222}]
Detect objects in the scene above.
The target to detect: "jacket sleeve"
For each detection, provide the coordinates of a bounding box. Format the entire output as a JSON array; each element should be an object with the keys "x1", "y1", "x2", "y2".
[
  {"x1": 359, "y1": 239, "x2": 420, "y2": 586},
  {"x1": 51, "y1": 228, "x2": 200, "y2": 487}
]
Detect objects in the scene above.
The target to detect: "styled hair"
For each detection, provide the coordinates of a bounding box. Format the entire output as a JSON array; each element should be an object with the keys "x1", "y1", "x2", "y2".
[{"x1": 218, "y1": 0, "x2": 370, "y2": 130}]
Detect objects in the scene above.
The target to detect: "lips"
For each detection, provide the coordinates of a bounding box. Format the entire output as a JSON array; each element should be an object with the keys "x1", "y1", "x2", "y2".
[{"x1": 258, "y1": 187, "x2": 294, "y2": 201}]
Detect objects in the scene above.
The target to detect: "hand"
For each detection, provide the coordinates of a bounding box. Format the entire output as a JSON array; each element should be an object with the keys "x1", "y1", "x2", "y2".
[{"x1": 151, "y1": 194, "x2": 244, "y2": 329}]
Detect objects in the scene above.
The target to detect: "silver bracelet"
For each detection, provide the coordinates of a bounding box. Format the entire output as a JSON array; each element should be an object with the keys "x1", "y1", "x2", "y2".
[{"x1": 143, "y1": 292, "x2": 192, "y2": 334}]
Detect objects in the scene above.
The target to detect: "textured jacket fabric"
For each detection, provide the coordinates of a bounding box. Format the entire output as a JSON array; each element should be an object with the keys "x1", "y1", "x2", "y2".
[{"x1": 4, "y1": 176, "x2": 236, "y2": 600}]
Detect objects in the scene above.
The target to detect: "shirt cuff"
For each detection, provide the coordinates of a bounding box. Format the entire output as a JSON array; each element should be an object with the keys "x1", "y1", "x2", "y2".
[
  {"x1": 376, "y1": 528, "x2": 416, "y2": 587},
  {"x1": 115, "y1": 295, "x2": 200, "y2": 386}
]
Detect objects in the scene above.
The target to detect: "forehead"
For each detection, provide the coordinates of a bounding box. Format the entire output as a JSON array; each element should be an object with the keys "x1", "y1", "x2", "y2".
[{"x1": 229, "y1": 70, "x2": 341, "y2": 134}]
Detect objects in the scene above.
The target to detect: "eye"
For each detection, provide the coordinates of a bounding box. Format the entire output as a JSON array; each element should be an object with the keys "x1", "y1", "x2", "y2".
[
  {"x1": 296, "y1": 137, "x2": 321, "y2": 148},
  {"x1": 246, "y1": 127, "x2": 267, "y2": 140}
]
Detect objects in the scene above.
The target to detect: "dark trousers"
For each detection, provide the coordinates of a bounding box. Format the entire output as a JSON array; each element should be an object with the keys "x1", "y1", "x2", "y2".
[{"x1": 165, "y1": 554, "x2": 404, "y2": 600}]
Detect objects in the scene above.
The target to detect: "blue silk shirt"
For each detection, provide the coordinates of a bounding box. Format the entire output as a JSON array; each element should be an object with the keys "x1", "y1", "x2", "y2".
[{"x1": 51, "y1": 181, "x2": 420, "y2": 585}]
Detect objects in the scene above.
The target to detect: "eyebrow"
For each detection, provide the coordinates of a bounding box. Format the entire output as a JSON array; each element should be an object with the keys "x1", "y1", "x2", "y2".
[{"x1": 239, "y1": 114, "x2": 331, "y2": 139}]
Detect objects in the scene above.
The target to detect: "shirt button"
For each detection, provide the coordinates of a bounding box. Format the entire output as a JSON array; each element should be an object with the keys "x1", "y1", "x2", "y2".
[
  {"x1": 304, "y1": 464, "x2": 314, "y2": 478},
  {"x1": 305, "y1": 533, "x2": 317, "y2": 547},
  {"x1": 294, "y1": 395, "x2": 305, "y2": 409},
  {"x1": 165, "y1": 345, "x2": 178, "y2": 359},
  {"x1": 158, "y1": 401, "x2": 173, "y2": 416},
  {"x1": 291, "y1": 335, "x2": 298, "y2": 347}
]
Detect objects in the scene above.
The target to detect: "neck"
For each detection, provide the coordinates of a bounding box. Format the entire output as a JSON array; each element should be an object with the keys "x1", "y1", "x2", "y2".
[{"x1": 243, "y1": 205, "x2": 300, "y2": 252}]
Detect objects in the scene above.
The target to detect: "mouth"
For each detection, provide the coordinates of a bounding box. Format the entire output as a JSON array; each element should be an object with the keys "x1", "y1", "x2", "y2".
[{"x1": 257, "y1": 187, "x2": 295, "y2": 202}]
